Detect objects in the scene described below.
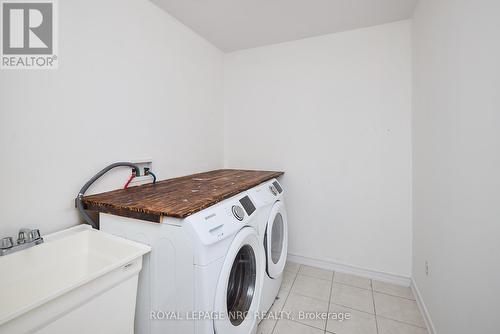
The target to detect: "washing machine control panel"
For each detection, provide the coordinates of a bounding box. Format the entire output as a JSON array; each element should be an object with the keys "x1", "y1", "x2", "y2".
[
  {"x1": 239, "y1": 195, "x2": 256, "y2": 215},
  {"x1": 232, "y1": 195, "x2": 257, "y2": 221},
  {"x1": 185, "y1": 193, "x2": 258, "y2": 246}
]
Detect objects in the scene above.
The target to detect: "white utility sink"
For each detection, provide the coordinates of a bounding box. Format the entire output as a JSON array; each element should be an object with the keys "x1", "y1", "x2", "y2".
[{"x1": 0, "y1": 225, "x2": 151, "y2": 334}]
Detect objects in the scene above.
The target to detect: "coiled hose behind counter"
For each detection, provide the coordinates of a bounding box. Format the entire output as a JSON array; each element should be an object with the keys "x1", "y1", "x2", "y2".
[{"x1": 76, "y1": 162, "x2": 142, "y2": 229}]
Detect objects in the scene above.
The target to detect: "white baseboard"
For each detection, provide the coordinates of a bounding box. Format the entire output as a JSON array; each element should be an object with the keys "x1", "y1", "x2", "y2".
[
  {"x1": 411, "y1": 278, "x2": 437, "y2": 334},
  {"x1": 287, "y1": 253, "x2": 411, "y2": 286}
]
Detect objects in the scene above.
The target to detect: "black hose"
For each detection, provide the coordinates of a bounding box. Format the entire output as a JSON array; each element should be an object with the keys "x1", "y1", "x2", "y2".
[
  {"x1": 76, "y1": 162, "x2": 141, "y2": 229},
  {"x1": 147, "y1": 171, "x2": 157, "y2": 184}
]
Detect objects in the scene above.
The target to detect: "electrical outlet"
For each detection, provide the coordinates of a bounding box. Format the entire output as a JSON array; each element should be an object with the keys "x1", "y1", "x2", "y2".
[{"x1": 425, "y1": 261, "x2": 429, "y2": 276}]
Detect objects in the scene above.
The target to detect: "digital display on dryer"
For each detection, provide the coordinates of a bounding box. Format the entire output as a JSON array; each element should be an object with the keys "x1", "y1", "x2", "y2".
[
  {"x1": 273, "y1": 181, "x2": 283, "y2": 194},
  {"x1": 239, "y1": 196, "x2": 256, "y2": 216}
]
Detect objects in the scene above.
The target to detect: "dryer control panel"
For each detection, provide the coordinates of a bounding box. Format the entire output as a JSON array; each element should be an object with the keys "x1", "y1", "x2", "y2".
[{"x1": 248, "y1": 179, "x2": 284, "y2": 208}]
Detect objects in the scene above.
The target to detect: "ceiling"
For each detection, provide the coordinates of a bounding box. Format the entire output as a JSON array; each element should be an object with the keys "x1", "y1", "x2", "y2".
[{"x1": 151, "y1": 0, "x2": 418, "y2": 52}]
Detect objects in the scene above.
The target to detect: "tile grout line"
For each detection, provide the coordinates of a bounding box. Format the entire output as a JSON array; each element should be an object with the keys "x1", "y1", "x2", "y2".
[
  {"x1": 332, "y1": 280, "x2": 372, "y2": 291},
  {"x1": 285, "y1": 277, "x2": 377, "y2": 315},
  {"x1": 297, "y1": 265, "x2": 336, "y2": 282},
  {"x1": 288, "y1": 270, "x2": 335, "y2": 303},
  {"x1": 286, "y1": 318, "x2": 328, "y2": 333},
  {"x1": 275, "y1": 265, "x2": 334, "y2": 333},
  {"x1": 372, "y1": 290, "x2": 416, "y2": 301},
  {"x1": 274, "y1": 267, "x2": 333, "y2": 334},
  {"x1": 296, "y1": 272, "x2": 334, "y2": 283},
  {"x1": 376, "y1": 315, "x2": 429, "y2": 330},
  {"x1": 325, "y1": 270, "x2": 335, "y2": 332},
  {"x1": 329, "y1": 301, "x2": 376, "y2": 316},
  {"x1": 372, "y1": 291, "x2": 427, "y2": 329},
  {"x1": 283, "y1": 291, "x2": 334, "y2": 304},
  {"x1": 271, "y1": 265, "x2": 300, "y2": 334},
  {"x1": 371, "y1": 278, "x2": 380, "y2": 334}
]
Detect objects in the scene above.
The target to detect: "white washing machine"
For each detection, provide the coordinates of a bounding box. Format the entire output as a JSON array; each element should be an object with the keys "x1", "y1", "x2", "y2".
[
  {"x1": 247, "y1": 179, "x2": 288, "y2": 316},
  {"x1": 100, "y1": 191, "x2": 264, "y2": 334}
]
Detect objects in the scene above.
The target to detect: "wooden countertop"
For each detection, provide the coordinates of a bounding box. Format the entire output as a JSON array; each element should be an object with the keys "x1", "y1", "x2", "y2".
[{"x1": 82, "y1": 169, "x2": 284, "y2": 223}]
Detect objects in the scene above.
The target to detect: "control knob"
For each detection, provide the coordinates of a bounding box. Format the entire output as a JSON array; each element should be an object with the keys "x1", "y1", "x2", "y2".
[
  {"x1": 269, "y1": 185, "x2": 278, "y2": 196},
  {"x1": 0, "y1": 237, "x2": 13, "y2": 250},
  {"x1": 231, "y1": 205, "x2": 245, "y2": 221}
]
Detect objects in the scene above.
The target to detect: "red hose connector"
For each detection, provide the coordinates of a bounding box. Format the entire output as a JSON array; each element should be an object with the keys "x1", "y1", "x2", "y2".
[{"x1": 124, "y1": 170, "x2": 136, "y2": 189}]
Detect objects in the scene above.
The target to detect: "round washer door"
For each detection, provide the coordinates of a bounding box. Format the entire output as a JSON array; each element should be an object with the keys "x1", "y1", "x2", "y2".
[
  {"x1": 213, "y1": 227, "x2": 262, "y2": 334},
  {"x1": 265, "y1": 201, "x2": 288, "y2": 278}
]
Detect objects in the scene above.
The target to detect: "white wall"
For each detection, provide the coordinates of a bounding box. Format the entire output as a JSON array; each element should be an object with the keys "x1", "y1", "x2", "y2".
[
  {"x1": 412, "y1": 1, "x2": 500, "y2": 333},
  {"x1": 0, "y1": 0, "x2": 224, "y2": 238},
  {"x1": 224, "y1": 21, "x2": 412, "y2": 276}
]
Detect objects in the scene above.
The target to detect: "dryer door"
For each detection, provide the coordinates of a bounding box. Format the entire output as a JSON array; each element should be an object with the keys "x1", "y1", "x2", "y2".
[
  {"x1": 213, "y1": 227, "x2": 263, "y2": 334},
  {"x1": 265, "y1": 201, "x2": 288, "y2": 279}
]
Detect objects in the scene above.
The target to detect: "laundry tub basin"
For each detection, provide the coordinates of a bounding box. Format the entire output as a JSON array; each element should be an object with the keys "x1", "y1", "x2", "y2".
[{"x1": 0, "y1": 225, "x2": 151, "y2": 334}]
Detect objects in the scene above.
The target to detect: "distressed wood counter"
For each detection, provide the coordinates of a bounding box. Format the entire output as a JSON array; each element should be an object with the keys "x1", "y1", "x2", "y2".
[{"x1": 82, "y1": 169, "x2": 284, "y2": 223}]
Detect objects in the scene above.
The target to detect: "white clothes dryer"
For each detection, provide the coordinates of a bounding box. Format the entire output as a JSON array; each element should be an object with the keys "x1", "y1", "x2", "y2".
[{"x1": 247, "y1": 179, "x2": 288, "y2": 316}]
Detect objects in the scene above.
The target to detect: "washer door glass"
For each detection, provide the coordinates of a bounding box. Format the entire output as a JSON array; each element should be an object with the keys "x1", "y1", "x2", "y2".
[
  {"x1": 226, "y1": 245, "x2": 256, "y2": 326},
  {"x1": 266, "y1": 201, "x2": 288, "y2": 279}
]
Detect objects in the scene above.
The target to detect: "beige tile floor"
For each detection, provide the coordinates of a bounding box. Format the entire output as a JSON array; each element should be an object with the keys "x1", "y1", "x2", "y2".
[{"x1": 257, "y1": 262, "x2": 428, "y2": 334}]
